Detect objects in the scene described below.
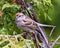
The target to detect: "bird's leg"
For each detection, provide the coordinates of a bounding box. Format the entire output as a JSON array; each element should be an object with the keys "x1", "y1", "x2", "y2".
[
  {"x1": 24, "y1": 32, "x2": 28, "y2": 39},
  {"x1": 20, "y1": 32, "x2": 28, "y2": 39},
  {"x1": 31, "y1": 33, "x2": 39, "y2": 48},
  {"x1": 38, "y1": 23, "x2": 56, "y2": 37},
  {"x1": 28, "y1": 31, "x2": 39, "y2": 48},
  {"x1": 19, "y1": 31, "x2": 40, "y2": 48}
]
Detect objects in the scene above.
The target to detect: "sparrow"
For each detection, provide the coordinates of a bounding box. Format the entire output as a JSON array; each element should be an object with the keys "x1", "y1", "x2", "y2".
[
  {"x1": 15, "y1": 12, "x2": 53, "y2": 32},
  {"x1": 15, "y1": 12, "x2": 40, "y2": 48},
  {"x1": 16, "y1": 12, "x2": 38, "y2": 32},
  {"x1": 15, "y1": 12, "x2": 55, "y2": 48}
]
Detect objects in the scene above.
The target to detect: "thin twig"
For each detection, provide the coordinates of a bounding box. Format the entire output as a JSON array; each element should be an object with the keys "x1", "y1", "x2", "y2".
[
  {"x1": 49, "y1": 26, "x2": 56, "y2": 37},
  {"x1": 37, "y1": 25, "x2": 51, "y2": 48},
  {"x1": 51, "y1": 36, "x2": 60, "y2": 48},
  {"x1": 50, "y1": 42, "x2": 60, "y2": 44}
]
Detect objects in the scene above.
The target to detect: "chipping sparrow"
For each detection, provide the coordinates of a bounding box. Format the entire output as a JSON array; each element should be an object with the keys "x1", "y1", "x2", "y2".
[
  {"x1": 15, "y1": 12, "x2": 55, "y2": 48},
  {"x1": 15, "y1": 12, "x2": 39, "y2": 32}
]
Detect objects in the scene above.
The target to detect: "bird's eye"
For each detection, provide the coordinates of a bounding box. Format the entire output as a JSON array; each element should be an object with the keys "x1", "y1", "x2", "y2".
[
  {"x1": 19, "y1": 15, "x2": 23, "y2": 17},
  {"x1": 19, "y1": 15, "x2": 21, "y2": 17}
]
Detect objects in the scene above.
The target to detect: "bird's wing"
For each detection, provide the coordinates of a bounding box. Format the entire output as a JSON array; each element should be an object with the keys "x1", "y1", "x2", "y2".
[
  {"x1": 22, "y1": 16, "x2": 39, "y2": 30},
  {"x1": 22, "y1": 16, "x2": 33, "y2": 25}
]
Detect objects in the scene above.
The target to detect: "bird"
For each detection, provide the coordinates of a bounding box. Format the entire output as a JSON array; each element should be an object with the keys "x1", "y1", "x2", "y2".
[
  {"x1": 15, "y1": 12, "x2": 55, "y2": 48},
  {"x1": 15, "y1": 12, "x2": 38, "y2": 32}
]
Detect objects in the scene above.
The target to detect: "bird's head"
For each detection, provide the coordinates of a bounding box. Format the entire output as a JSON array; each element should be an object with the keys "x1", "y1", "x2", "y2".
[
  {"x1": 16, "y1": 12, "x2": 24, "y2": 18},
  {"x1": 15, "y1": 12, "x2": 25, "y2": 23}
]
